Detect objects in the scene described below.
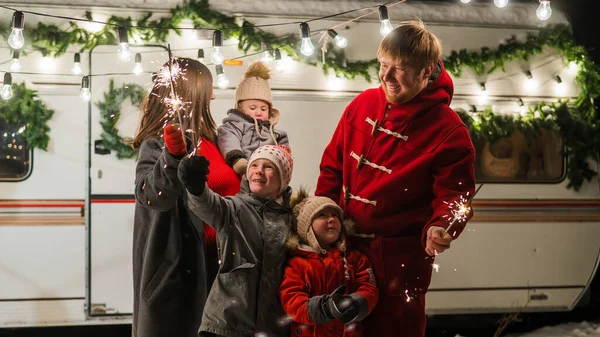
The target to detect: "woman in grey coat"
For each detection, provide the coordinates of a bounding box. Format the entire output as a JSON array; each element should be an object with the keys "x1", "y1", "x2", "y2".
[
  {"x1": 178, "y1": 144, "x2": 295, "y2": 337},
  {"x1": 131, "y1": 58, "x2": 241, "y2": 337}
]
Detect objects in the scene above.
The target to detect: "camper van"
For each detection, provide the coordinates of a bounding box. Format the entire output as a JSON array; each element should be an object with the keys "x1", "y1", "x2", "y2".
[{"x1": 1, "y1": 0, "x2": 598, "y2": 330}]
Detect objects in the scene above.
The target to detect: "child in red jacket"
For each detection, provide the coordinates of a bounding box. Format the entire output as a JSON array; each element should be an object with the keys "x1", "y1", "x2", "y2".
[{"x1": 280, "y1": 191, "x2": 378, "y2": 337}]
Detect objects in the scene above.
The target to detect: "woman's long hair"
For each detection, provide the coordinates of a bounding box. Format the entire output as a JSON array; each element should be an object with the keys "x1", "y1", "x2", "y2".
[{"x1": 132, "y1": 57, "x2": 217, "y2": 149}]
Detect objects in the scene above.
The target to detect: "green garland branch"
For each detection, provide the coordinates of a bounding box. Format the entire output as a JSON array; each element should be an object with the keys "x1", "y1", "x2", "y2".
[
  {"x1": 96, "y1": 80, "x2": 145, "y2": 159},
  {"x1": 2, "y1": 0, "x2": 599, "y2": 190},
  {"x1": 0, "y1": 82, "x2": 55, "y2": 151}
]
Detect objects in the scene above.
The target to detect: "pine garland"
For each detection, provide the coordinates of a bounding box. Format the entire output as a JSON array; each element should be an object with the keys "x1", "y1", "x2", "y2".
[
  {"x1": 0, "y1": 82, "x2": 55, "y2": 151},
  {"x1": 95, "y1": 80, "x2": 146, "y2": 159},
  {"x1": 2, "y1": 0, "x2": 599, "y2": 190}
]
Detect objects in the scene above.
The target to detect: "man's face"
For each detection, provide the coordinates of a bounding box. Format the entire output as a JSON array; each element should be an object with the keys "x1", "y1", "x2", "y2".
[{"x1": 378, "y1": 56, "x2": 429, "y2": 105}]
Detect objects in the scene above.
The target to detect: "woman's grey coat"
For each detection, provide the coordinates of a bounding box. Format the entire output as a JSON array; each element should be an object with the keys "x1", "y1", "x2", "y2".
[{"x1": 132, "y1": 139, "x2": 209, "y2": 337}]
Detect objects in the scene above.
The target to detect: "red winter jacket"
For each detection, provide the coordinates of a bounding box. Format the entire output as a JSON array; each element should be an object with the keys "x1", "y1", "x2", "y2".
[
  {"x1": 280, "y1": 246, "x2": 379, "y2": 337},
  {"x1": 315, "y1": 61, "x2": 475, "y2": 296}
]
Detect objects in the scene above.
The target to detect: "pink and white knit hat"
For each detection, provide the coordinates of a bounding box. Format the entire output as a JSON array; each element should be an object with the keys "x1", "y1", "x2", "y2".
[{"x1": 247, "y1": 145, "x2": 294, "y2": 194}]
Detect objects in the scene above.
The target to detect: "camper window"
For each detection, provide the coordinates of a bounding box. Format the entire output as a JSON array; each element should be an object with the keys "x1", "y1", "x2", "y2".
[
  {"x1": 0, "y1": 120, "x2": 31, "y2": 181},
  {"x1": 473, "y1": 130, "x2": 565, "y2": 183}
]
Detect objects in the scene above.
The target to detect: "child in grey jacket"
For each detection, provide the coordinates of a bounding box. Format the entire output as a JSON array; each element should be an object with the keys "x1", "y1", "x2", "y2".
[
  {"x1": 178, "y1": 144, "x2": 294, "y2": 337},
  {"x1": 217, "y1": 61, "x2": 289, "y2": 175}
]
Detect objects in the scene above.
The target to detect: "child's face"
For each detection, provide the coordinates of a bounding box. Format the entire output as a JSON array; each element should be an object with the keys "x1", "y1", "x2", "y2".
[
  {"x1": 311, "y1": 206, "x2": 342, "y2": 249},
  {"x1": 239, "y1": 99, "x2": 269, "y2": 121},
  {"x1": 247, "y1": 158, "x2": 281, "y2": 199}
]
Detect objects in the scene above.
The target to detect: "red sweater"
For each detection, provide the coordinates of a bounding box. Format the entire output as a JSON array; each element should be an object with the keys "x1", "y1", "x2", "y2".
[
  {"x1": 315, "y1": 61, "x2": 475, "y2": 295},
  {"x1": 198, "y1": 139, "x2": 240, "y2": 246}
]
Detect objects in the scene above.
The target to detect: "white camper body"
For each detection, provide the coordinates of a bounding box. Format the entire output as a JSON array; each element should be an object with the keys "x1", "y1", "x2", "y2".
[{"x1": 0, "y1": 1, "x2": 598, "y2": 328}]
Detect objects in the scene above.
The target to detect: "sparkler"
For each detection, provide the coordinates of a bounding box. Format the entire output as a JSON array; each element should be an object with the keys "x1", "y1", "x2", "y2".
[
  {"x1": 442, "y1": 183, "x2": 483, "y2": 236},
  {"x1": 164, "y1": 44, "x2": 188, "y2": 151}
]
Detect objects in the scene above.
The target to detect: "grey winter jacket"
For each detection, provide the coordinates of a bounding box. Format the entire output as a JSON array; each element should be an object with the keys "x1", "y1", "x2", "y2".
[
  {"x1": 132, "y1": 138, "x2": 209, "y2": 337},
  {"x1": 217, "y1": 109, "x2": 289, "y2": 167},
  {"x1": 187, "y1": 177, "x2": 293, "y2": 337}
]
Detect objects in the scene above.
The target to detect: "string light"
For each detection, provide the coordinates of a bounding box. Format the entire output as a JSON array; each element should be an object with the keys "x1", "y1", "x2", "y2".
[
  {"x1": 197, "y1": 49, "x2": 205, "y2": 63},
  {"x1": 71, "y1": 53, "x2": 82, "y2": 75},
  {"x1": 211, "y1": 30, "x2": 225, "y2": 65},
  {"x1": 524, "y1": 70, "x2": 536, "y2": 91},
  {"x1": 8, "y1": 11, "x2": 25, "y2": 50},
  {"x1": 516, "y1": 98, "x2": 527, "y2": 116},
  {"x1": 478, "y1": 82, "x2": 488, "y2": 104},
  {"x1": 568, "y1": 61, "x2": 579, "y2": 73},
  {"x1": 133, "y1": 53, "x2": 143, "y2": 75},
  {"x1": 378, "y1": 6, "x2": 393, "y2": 37},
  {"x1": 2, "y1": 73, "x2": 13, "y2": 101},
  {"x1": 536, "y1": 1, "x2": 552, "y2": 21},
  {"x1": 215, "y1": 64, "x2": 229, "y2": 89},
  {"x1": 10, "y1": 50, "x2": 22, "y2": 72},
  {"x1": 459, "y1": 0, "x2": 472, "y2": 3},
  {"x1": 260, "y1": 42, "x2": 273, "y2": 64},
  {"x1": 274, "y1": 48, "x2": 284, "y2": 72},
  {"x1": 40, "y1": 51, "x2": 56, "y2": 73},
  {"x1": 117, "y1": 27, "x2": 132, "y2": 62},
  {"x1": 299, "y1": 22, "x2": 315, "y2": 56},
  {"x1": 80, "y1": 75, "x2": 91, "y2": 102},
  {"x1": 327, "y1": 29, "x2": 348, "y2": 48},
  {"x1": 494, "y1": 0, "x2": 509, "y2": 8},
  {"x1": 554, "y1": 75, "x2": 566, "y2": 95}
]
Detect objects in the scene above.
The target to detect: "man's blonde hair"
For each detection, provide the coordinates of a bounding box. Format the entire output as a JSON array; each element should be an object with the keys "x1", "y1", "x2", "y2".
[{"x1": 377, "y1": 19, "x2": 442, "y2": 71}]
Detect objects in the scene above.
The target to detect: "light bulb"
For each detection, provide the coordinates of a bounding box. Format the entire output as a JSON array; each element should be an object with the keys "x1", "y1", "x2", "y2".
[
  {"x1": 274, "y1": 49, "x2": 284, "y2": 73},
  {"x1": 71, "y1": 53, "x2": 82, "y2": 74},
  {"x1": 536, "y1": 1, "x2": 552, "y2": 21},
  {"x1": 460, "y1": 0, "x2": 472, "y2": 3},
  {"x1": 133, "y1": 53, "x2": 143, "y2": 75},
  {"x1": 300, "y1": 38, "x2": 315, "y2": 56},
  {"x1": 40, "y1": 55, "x2": 56, "y2": 73},
  {"x1": 215, "y1": 64, "x2": 229, "y2": 89},
  {"x1": 217, "y1": 74, "x2": 229, "y2": 89},
  {"x1": 494, "y1": 0, "x2": 509, "y2": 8},
  {"x1": 1, "y1": 85, "x2": 12, "y2": 101},
  {"x1": 261, "y1": 50, "x2": 273, "y2": 64},
  {"x1": 211, "y1": 30, "x2": 224, "y2": 65},
  {"x1": 197, "y1": 49, "x2": 205, "y2": 63},
  {"x1": 80, "y1": 76, "x2": 91, "y2": 102},
  {"x1": 117, "y1": 43, "x2": 132, "y2": 62},
  {"x1": 380, "y1": 20, "x2": 394, "y2": 37},
  {"x1": 299, "y1": 23, "x2": 314, "y2": 56},
  {"x1": 275, "y1": 60, "x2": 284, "y2": 73},
  {"x1": 334, "y1": 35, "x2": 348, "y2": 48},
  {"x1": 378, "y1": 6, "x2": 393, "y2": 37},
  {"x1": 80, "y1": 88, "x2": 91, "y2": 102},
  {"x1": 133, "y1": 63, "x2": 143, "y2": 75},
  {"x1": 328, "y1": 29, "x2": 348, "y2": 48},
  {"x1": 211, "y1": 47, "x2": 224, "y2": 65},
  {"x1": 10, "y1": 59, "x2": 22, "y2": 72},
  {"x1": 71, "y1": 62, "x2": 82, "y2": 75},
  {"x1": 8, "y1": 30, "x2": 24, "y2": 50},
  {"x1": 8, "y1": 12, "x2": 25, "y2": 50}
]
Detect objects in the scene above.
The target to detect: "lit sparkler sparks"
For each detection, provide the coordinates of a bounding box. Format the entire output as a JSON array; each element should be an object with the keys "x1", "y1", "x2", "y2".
[{"x1": 442, "y1": 184, "x2": 483, "y2": 236}]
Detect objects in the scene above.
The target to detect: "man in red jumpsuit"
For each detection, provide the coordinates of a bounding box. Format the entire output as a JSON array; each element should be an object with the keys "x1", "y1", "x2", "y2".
[{"x1": 315, "y1": 20, "x2": 476, "y2": 337}]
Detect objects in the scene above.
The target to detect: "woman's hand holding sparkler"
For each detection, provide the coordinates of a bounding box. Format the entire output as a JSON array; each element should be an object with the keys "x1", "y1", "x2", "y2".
[{"x1": 164, "y1": 124, "x2": 187, "y2": 158}]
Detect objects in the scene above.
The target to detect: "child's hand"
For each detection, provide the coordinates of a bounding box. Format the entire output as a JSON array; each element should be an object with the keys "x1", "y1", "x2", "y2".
[
  {"x1": 164, "y1": 124, "x2": 186, "y2": 157},
  {"x1": 178, "y1": 156, "x2": 210, "y2": 195},
  {"x1": 232, "y1": 158, "x2": 248, "y2": 175}
]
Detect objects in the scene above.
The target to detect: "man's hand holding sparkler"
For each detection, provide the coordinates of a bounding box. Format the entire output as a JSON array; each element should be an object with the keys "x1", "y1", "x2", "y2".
[{"x1": 425, "y1": 226, "x2": 453, "y2": 256}]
